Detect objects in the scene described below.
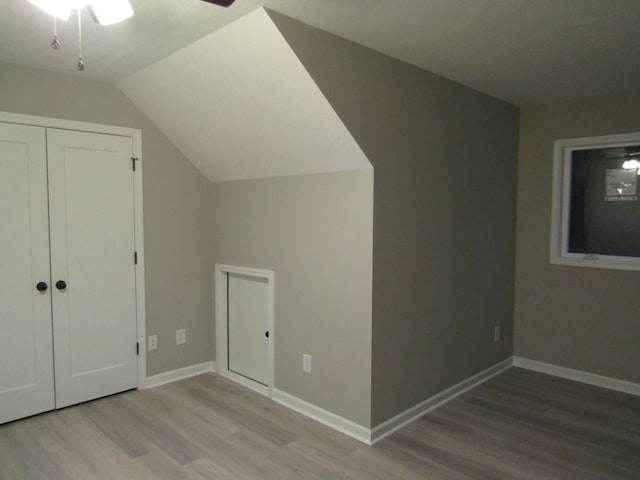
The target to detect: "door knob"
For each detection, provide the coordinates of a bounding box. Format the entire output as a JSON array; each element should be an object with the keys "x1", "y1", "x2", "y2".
[
  {"x1": 55, "y1": 280, "x2": 67, "y2": 290},
  {"x1": 36, "y1": 281, "x2": 48, "y2": 292}
]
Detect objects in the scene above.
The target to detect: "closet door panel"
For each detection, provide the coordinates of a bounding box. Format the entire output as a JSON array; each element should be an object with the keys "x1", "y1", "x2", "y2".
[
  {"x1": 47, "y1": 129, "x2": 138, "y2": 408},
  {"x1": 0, "y1": 123, "x2": 54, "y2": 423}
]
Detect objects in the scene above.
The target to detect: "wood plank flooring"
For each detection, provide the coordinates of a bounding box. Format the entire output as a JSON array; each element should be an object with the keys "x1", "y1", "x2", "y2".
[{"x1": 1, "y1": 367, "x2": 638, "y2": 479}]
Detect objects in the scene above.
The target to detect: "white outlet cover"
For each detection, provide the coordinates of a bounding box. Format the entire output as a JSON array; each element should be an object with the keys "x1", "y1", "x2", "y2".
[{"x1": 303, "y1": 354, "x2": 312, "y2": 373}]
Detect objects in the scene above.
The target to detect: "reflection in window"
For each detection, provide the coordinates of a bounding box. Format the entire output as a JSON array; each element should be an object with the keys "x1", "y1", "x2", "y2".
[
  {"x1": 568, "y1": 146, "x2": 640, "y2": 258},
  {"x1": 551, "y1": 133, "x2": 640, "y2": 271}
]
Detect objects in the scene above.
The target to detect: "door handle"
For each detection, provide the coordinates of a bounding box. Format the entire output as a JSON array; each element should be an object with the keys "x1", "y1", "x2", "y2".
[
  {"x1": 55, "y1": 280, "x2": 67, "y2": 290},
  {"x1": 36, "y1": 281, "x2": 48, "y2": 292}
]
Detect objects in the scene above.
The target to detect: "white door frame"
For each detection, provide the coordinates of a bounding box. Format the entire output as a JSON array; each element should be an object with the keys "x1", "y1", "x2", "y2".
[
  {"x1": 0, "y1": 111, "x2": 147, "y2": 389},
  {"x1": 215, "y1": 264, "x2": 274, "y2": 397}
]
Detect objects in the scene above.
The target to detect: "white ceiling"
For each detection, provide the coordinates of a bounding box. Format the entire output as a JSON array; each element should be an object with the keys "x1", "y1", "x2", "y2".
[
  {"x1": 117, "y1": 9, "x2": 371, "y2": 182},
  {"x1": 1, "y1": 0, "x2": 639, "y2": 106}
]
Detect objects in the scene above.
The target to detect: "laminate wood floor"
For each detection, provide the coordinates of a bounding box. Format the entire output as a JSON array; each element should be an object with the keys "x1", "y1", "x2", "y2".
[{"x1": 1, "y1": 367, "x2": 638, "y2": 479}]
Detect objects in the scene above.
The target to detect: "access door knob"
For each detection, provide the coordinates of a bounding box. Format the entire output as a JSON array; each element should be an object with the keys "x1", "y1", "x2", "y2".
[
  {"x1": 55, "y1": 280, "x2": 67, "y2": 290},
  {"x1": 36, "y1": 281, "x2": 48, "y2": 292}
]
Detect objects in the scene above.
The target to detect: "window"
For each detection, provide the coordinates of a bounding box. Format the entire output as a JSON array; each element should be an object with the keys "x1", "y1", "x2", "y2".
[{"x1": 551, "y1": 132, "x2": 640, "y2": 271}]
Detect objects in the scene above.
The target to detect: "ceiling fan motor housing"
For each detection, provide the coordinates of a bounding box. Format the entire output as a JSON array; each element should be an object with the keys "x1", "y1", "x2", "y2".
[{"x1": 201, "y1": 0, "x2": 236, "y2": 7}]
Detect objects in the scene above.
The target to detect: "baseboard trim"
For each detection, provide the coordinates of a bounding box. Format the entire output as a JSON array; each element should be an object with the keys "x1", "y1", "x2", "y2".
[
  {"x1": 145, "y1": 361, "x2": 216, "y2": 389},
  {"x1": 513, "y1": 356, "x2": 640, "y2": 396},
  {"x1": 370, "y1": 357, "x2": 513, "y2": 444},
  {"x1": 272, "y1": 389, "x2": 372, "y2": 445},
  {"x1": 140, "y1": 356, "x2": 639, "y2": 447},
  {"x1": 219, "y1": 370, "x2": 270, "y2": 398}
]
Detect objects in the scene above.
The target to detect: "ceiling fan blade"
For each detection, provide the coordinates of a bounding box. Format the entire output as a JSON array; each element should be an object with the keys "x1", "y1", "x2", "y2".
[{"x1": 201, "y1": 0, "x2": 236, "y2": 7}]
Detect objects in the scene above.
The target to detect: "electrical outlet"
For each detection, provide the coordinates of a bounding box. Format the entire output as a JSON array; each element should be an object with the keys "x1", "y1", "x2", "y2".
[
  {"x1": 176, "y1": 328, "x2": 186, "y2": 345},
  {"x1": 148, "y1": 334, "x2": 158, "y2": 351},
  {"x1": 494, "y1": 325, "x2": 501, "y2": 343},
  {"x1": 303, "y1": 354, "x2": 312, "y2": 373}
]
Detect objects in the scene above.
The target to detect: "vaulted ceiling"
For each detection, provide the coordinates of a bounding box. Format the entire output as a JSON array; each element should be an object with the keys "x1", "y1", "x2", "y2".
[
  {"x1": 117, "y1": 9, "x2": 371, "y2": 182},
  {"x1": 2, "y1": 0, "x2": 639, "y2": 106},
  {"x1": 1, "y1": 0, "x2": 639, "y2": 181}
]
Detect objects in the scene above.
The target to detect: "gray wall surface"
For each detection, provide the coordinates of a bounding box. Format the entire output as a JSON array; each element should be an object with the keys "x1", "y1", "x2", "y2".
[
  {"x1": 269, "y1": 12, "x2": 520, "y2": 426},
  {"x1": 211, "y1": 169, "x2": 374, "y2": 427},
  {"x1": 515, "y1": 90, "x2": 640, "y2": 382},
  {"x1": 0, "y1": 61, "x2": 213, "y2": 376}
]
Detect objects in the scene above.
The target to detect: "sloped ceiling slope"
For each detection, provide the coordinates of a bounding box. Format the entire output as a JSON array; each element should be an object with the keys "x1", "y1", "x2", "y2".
[{"x1": 117, "y1": 8, "x2": 371, "y2": 183}]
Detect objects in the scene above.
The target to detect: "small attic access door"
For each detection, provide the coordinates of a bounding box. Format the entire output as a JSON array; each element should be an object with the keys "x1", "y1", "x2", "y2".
[{"x1": 215, "y1": 265, "x2": 274, "y2": 397}]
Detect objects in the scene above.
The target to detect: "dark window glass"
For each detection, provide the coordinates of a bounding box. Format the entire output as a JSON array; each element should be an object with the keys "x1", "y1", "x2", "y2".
[{"x1": 568, "y1": 146, "x2": 640, "y2": 257}]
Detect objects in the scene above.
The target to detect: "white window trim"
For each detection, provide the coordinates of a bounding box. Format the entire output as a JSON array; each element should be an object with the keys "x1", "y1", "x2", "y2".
[{"x1": 550, "y1": 132, "x2": 640, "y2": 271}]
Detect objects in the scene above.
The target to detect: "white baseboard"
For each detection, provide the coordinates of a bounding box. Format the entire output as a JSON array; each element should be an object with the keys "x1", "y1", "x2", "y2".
[
  {"x1": 513, "y1": 356, "x2": 640, "y2": 396},
  {"x1": 145, "y1": 361, "x2": 216, "y2": 389},
  {"x1": 370, "y1": 357, "x2": 513, "y2": 444},
  {"x1": 273, "y1": 359, "x2": 513, "y2": 446},
  {"x1": 219, "y1": 369, "x2": 270, "y2": 398},
  {"x1": 272, "y1": 389, "x2": 373, "y2": 445},
  {"x1": 140, "y1": 356, "x2": 639, "y2": 449}
]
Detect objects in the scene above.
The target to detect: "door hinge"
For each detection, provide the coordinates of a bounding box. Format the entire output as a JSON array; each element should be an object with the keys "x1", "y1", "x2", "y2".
[
  {"x1": 136, "y1": 342, "x2": 139, "y2": 355},
  {"x1": 131, "y1": 157, "x2": 139, "y2": 172},
  {"x1": 134, "y1": 251, "x2": 138, "y2": 265}
]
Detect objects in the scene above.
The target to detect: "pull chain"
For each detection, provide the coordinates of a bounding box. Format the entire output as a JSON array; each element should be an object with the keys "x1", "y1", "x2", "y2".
[
  {"x1": 77, "y1": 7, "x2": 84, "y2": 71},
  {"x1": 51, "y1": 17, "x2": 61, "y2": 50}
]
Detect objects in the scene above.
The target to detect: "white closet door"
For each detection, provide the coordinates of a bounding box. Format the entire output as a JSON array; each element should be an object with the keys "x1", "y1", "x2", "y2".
[
  {"x1": 228, "y1": 273, "x2": 269, "y2": 385},
  {"x1": 0, "y1": 123, "x2": 55, "y2": 424},
  {"x1": 47, "y1": 129, "x2": 138, "y2": 408}
]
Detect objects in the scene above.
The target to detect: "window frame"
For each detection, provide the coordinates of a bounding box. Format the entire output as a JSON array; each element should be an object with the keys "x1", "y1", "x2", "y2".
[{"x1": 550, "y1": 132, "x2": 640, "y2": 271}]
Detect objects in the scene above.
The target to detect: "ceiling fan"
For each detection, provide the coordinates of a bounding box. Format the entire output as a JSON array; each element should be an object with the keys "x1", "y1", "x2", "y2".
[
  {"x1": 200, "y1": 0, "x2": 236, "y2": 6},
  {"x1": 28, "y1": 0, "x2": 237, "y2": 26},
  {"x1": 28, "y1": 0, "x2": 238, "y2": 71}
]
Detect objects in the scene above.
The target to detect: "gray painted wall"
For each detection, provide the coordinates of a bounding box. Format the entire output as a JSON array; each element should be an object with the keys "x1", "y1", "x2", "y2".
[
  {"x1": 515, "y1": 90, "x2": 640, "y2": 383},
  {"x1": 211, "y1": 170, "x2": 373, "y2": 427},
  {"x1": 269, "y1": 12, "x2": 519, "y2": 426},
  {"x1": 0, "y1": 61, "x2": 213, "y2": 376}
]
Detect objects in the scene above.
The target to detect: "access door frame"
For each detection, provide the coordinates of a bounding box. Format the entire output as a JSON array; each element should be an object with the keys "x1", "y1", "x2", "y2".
[
  {"x1": 215, "y1": 264, "x2": 274, "y2": 397},
  {"x1": 0, "y1": 111, "x2": 147, "y2": 390}
]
